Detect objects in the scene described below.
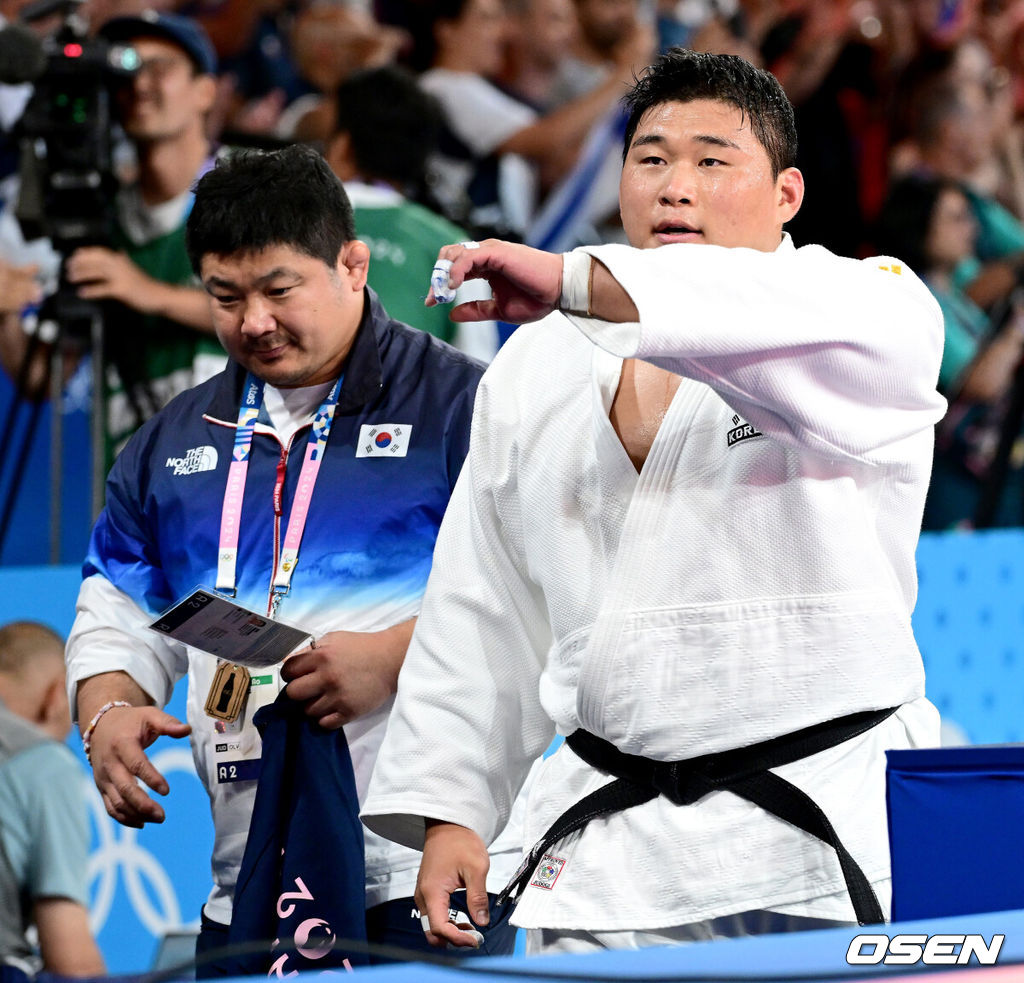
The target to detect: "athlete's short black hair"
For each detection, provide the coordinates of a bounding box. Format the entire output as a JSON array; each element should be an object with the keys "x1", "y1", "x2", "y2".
[
  {"x1": 623, "y1": 48, "x2": 798, "y2": 178},
  {"x1": 186, "y1": 144, "x2": 356, "y2": 274}
]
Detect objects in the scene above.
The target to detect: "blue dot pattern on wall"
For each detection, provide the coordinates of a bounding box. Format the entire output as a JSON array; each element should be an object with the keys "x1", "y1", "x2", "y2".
[{"x1": 914, "y1": 529, "x2": 1024, "y2": 746}]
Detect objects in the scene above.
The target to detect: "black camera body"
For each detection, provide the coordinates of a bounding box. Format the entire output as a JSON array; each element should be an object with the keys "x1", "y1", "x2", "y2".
[
  {"x1": 13, "y1": 9, "x2": 138, "y2": 253},
  {"x1": 2, "y1": 0, "x2": 138, "y2": 326}
]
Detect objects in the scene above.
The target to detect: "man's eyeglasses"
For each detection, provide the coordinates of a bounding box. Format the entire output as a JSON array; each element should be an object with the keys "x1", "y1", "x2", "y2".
[{"x1": 126, "y1": 55, "x2": 193, "y2": 82}]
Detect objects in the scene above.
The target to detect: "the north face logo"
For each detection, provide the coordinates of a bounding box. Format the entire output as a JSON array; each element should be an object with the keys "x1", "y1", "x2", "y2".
[{"x1": 166, "y1": 445, "x2": 219, "y2": 475}]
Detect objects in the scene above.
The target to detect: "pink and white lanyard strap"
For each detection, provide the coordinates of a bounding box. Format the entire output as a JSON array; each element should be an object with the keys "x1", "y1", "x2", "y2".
[{"x1": 216, "y1": 372, "x2": 342, "y2": 616}]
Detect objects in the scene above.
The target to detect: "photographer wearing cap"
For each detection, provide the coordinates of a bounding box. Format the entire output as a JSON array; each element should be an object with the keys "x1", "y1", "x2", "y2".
[{"x1": 62, "y1": 11, "x2": 226, "y2": 467}]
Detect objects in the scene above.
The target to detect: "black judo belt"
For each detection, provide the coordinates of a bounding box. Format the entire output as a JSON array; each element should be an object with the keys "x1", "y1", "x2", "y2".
[{"x1": 497, "y1": 706, "x2": 898, "y2": 926}]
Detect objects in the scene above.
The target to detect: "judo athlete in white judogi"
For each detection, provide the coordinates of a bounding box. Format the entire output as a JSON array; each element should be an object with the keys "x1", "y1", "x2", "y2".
[{"x1": 361, "y1": 49, "x2": 947, "y2": 955}]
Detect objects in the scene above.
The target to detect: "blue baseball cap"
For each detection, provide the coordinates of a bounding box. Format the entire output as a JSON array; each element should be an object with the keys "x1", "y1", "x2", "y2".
[{"x1": 99, "y1": 11, "x2": 218, "y2": 76}]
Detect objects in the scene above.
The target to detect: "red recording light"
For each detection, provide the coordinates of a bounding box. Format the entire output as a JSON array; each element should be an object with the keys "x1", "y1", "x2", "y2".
[{"x1": 63, "y1": 42, "x2": 83, "y2": 57}]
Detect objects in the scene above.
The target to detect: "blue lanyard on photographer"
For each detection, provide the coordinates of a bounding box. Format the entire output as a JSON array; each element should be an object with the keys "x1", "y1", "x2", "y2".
[{"x1": 216, "y1": 372, "x2": 342, "y2": 617}]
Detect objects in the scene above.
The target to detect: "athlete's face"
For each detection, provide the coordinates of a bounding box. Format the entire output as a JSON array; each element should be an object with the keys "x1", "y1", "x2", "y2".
[
  {"x1": 201, "y1": 243, "x2": 369, "y2": 388},
  {"x1": 619, "y1": 99, "x2": 804, "y2": 252}
]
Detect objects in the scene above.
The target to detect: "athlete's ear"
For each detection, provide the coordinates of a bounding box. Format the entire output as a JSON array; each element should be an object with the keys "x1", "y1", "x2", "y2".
[
  {"x1": 777, "y1": 167, "x2": 804, "y2": 223},
  {"x1": 337, "y1": 240, "x2": 370, "y2": 291}
]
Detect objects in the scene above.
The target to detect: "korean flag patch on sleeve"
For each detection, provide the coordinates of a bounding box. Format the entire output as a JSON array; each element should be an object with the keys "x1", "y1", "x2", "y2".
[{"x1": 356, "y1": 423, "x2": 411, "y2": 458}]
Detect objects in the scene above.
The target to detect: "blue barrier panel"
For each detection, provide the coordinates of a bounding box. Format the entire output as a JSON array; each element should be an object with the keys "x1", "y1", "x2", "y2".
[{"x1": 888, "y1": 745, "x2": 1024, "y2": 922}]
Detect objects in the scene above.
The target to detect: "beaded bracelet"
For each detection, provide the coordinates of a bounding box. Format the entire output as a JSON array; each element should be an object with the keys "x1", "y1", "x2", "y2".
[{"x1": 82, "y1": 700, "x2": 131, "y2": 765}]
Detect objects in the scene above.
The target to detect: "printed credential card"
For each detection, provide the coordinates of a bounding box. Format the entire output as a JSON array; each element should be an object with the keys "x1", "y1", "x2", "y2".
[{"x1": 149, "y1": 588, "x2": 311, "y2": 667}]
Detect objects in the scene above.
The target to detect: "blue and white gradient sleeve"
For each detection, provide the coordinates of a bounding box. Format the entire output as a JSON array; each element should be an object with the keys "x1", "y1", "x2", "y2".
[{"x1": 66, "y1": 575, "x2": 188, "y2": 721}]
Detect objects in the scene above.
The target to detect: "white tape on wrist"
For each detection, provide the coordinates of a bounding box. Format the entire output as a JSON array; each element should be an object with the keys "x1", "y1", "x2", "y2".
[{"x1": 560, "y1": 251, "x2": 592, "y2": 315}]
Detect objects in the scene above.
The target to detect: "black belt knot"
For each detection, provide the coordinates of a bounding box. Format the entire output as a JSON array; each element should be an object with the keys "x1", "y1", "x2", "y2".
[
  {"x1": 497, "y1": 706, "x2": 899, "y2": 927},
  {"x1": 653, "y1": 760, "x2": 715, "y2": 805}
]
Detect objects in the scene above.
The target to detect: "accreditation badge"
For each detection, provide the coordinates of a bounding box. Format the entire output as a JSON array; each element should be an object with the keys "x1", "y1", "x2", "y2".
[
  {"x1": 204, "y1": 661, "x2": 250, "y2": 722},
  {"x1": 211, "y1": 666, "x2": 283, "y2": 784}
]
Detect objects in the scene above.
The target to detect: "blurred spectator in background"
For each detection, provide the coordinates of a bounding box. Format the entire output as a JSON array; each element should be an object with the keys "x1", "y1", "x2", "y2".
[
  {"x1": 325, "y1": 65, "x2": 499, "y2": 360},
  {"x1": 412, "y1": 0, "x2": 540, "y2": 236},
  {"x1": 549, "y1": 0, "x2": 653, "y2": 104},
  {"x1": 529, "y1": 0, "x2": 654, "y2": 244},
  {"x1": 409, "y1": 0, "x2": 648, "y2": 239},
  {"x1": 877, "y1": 174, "x2": 1024, "y2": 528},
  {"x1": 906, "y1": 0, "x2": 982, "y2": 58},
  {"x1": 900, "y1": 72, "x2": 1024, "y2": 316},
  {"x1": 500, "y1": 0, "x2": 580, "y2": 111},
  {"x1": 271, "y1": 4, "x2": 407, "y2": 142},
  {"x1": 188, "y1": 0, "x2": 405, "y2": 143},
  {"x1": 892, "y1": 37, "x2": 1024, "y2": 214},
  {"x1": 185, "y1": 0, "x2": 300, "y2": 138},
  {"x1": 947, "y1": 37, "x2": 1024, "y2": 216},
  {"x1": 653, "y1": 0, "x2": 759, "y2": 54},
  {"x1": 0, "y1": 621, "x2": 104, "y2": 981},
  {"x1": 760, "y1": 0, "x2": 901, "y2": 256}
]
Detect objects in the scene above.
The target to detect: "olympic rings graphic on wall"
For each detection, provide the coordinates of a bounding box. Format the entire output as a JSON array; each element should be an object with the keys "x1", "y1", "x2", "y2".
[{"x1": 85, "y1": 747, "x2": 203, "y2": 936}]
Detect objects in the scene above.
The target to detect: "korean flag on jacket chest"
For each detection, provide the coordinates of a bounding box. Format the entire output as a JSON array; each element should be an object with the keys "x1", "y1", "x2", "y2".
[{"x1": 356, "y1": 423, "x2": 411, "y2": 457}]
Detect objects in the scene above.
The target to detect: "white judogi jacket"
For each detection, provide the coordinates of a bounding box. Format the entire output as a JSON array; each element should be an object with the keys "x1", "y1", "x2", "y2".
[{"x1": 362, "y1": 237, "x2": 947, "y2": 931}]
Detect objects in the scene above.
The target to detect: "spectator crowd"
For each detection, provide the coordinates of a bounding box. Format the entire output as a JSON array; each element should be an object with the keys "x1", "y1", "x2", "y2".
[{"x1": 5, "y1": 0, "x2": 1024, "y2": 525}]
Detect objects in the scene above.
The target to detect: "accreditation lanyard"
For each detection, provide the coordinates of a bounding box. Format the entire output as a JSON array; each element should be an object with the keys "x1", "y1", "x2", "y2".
[{"x1": 216, "y1": 372, "x2": 342, "y2": 615}]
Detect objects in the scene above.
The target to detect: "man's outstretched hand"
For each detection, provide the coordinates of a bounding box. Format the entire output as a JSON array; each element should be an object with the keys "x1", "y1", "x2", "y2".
[
  {"x1": 427, "y1": 239, "x2": 563, "y2": 325},
  {"x1": 88, "y1": 704, "x2": 191, "y2": 828}
]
